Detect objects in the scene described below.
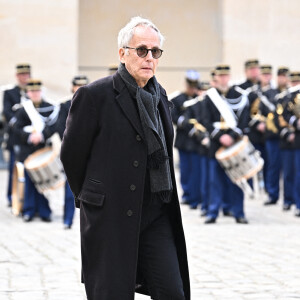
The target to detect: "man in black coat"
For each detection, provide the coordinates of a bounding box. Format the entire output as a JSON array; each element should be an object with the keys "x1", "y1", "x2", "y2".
[
  {"x1": 2, "y1": 64, "x2": 31, "y2": 206},
  {"x1": 61, "y1": 17, "x2": 190, "y2": 300}
]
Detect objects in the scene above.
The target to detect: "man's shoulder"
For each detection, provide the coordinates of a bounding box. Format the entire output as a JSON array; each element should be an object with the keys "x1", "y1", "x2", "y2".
[
  {"x1": 4, "y1": 85, "x2": 19, "y2": 97},
  {"x1": 84, "y1": 76, "x2": 114, "y2": 94}
]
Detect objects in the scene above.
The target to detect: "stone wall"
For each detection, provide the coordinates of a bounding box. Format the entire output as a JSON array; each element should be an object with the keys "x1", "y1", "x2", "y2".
[
  {"x1": 0, "y1": 0, "x2": 79, "y2": 104},
  {"x1": 78, "y1": 0, "x2": 222, "y2": 94},
  {"x1": 222, "y1": 0, "x2": 300, "y2": 83}
]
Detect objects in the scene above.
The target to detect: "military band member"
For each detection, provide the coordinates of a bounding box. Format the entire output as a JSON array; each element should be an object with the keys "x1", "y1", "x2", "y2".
[
  {"x1": 202, "y1": 65, "x2": 250, "y2": 224},
  {"x1": 12, "y1": 79, "x2": 56, "y2": 222},
  {"x1": 276, "y1": 66, "x2": 290, "y2": 93},
  {"x1": 171, "y1": 70, "x2": 200, "y2": 205},
  {"x1": 53, "y1": 75, "x2": 89, "y2": 228},
  {"x1": 239, "y1": 59, "x2": 261, "y2": 90},
  {"x1": 281, "y1": 72, "x2": 300, "y2": 217},
  {"x1": 275, "y1": 68, "x2": 296, "y2": 210},
  {"x1": 183, "y1": 89, "x2": 210, "y2": 216},
  {"x1": 257, "y1": 65, "x2": 281, "y2": 205},
  {"x1": 2, "y1": 64, "x2": 31, "y2": 207}
]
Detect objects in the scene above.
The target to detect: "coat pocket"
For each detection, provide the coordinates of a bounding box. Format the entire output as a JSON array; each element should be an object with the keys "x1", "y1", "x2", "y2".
[{"x1": 77, "y1": 189, "x2": 105, "y2": 207}]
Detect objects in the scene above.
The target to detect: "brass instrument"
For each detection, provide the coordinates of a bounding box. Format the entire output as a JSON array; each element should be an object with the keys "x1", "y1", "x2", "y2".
[
  {"x1": 188, "y1": 118, "x2": 210, "y2": 147},
  {"x1": 293, "y1": 93, "x2": 300, "y2": 118},
  {"x1": 188, "y1": 118, "x2": 206, "y2": 132},
  {"x1": 266, "y1": 112, "x2": 278, "y2": 133},
  {"x1": 276, "y1": 103, "x2": 295, "y2": 132}
]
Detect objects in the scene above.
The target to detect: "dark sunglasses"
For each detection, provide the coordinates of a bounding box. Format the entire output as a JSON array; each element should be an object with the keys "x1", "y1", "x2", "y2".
[{"x1": 124, "y1": 46, "x2": 163, "y2": 59}]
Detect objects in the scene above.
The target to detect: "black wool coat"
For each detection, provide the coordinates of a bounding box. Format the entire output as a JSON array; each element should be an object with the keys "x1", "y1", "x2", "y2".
[{"x1": 60, "y1": 72, "x2": 190, "y2": 300}]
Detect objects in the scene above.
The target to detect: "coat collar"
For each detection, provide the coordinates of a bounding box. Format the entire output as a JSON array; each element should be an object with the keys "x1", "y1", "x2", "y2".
[
  {"x1": 113, "y1": 72, "x2": 144, "y2": 139},
  {"x1": 113, "y1": 72, "x2": 174, "y2": 150}
]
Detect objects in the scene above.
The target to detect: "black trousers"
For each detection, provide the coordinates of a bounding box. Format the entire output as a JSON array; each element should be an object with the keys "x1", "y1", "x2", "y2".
[{"x1": 137, "y1": 199, "x2": 185, "y2": 300}]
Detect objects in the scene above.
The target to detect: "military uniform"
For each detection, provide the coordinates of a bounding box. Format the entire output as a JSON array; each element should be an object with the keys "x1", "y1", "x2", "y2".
[
  {"x1": 258, "y1": 65, "x2": 281, "y2": 205},
  {"x1": 183, "y1": 95, "x2": 210, "y2": 215},
  {"x1": 54, "y1": 76, "x2": 89, "y2": 228},
  {"x1": 281, "y1": 72, "x2": 300, "y2": 216},
  {"x1": 202, "y1": 65, "x2": 250, "y2": 224},
  {"x1": 171, "y1": 70, "x2": 200, "y2": 205},
  {"x1": 275, "y1": 76, "x2": 296, "y2": 210},
  {"x1": 2, "y1": 64, "x2": 31, "y2": 205},
  {"x1": 12, "y1": 80, "x2": 56, "y2": 222}
]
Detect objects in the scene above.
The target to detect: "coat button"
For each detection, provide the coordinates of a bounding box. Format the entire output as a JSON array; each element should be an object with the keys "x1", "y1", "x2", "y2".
[
  {"x1": 127, "y1": 210, "x2": 133, "y2": 217},
  {"x1": 130, "y1": 184, "x2": 136, "y2": 191},
  {"x1": 133, "y1": 161, "x2": 139, "y2": 167},
  {"x1": 136, "y1": 135, "x2": 142, "y2": 141}
]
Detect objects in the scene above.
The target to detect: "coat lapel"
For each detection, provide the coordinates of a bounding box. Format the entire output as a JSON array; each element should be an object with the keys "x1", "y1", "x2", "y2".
[
  {"x1": 113, "y1": 73, "x2": 145, "y2": 139},
  {"x1": 113, "y1": 72, "x2": 174, "y2": 150}
]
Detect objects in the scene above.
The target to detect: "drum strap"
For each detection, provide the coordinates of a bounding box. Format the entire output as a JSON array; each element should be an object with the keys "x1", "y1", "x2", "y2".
[
  {"x1": 23, "y1": 100, "x2": 45, "y2": 133},
  {"x1": 207, "y1": 88, "x2": 237, "y2": 129}
]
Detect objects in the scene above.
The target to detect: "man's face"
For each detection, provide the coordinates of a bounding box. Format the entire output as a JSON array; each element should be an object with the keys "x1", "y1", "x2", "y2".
[
  {"x1": 260, "y1": 73, "x2": 272, "y2": 86},
  {"x1": 277, "y1": 75, "x2": 289, "y2": 87},
  {"x1": 246, "y1": 67, "x2": 260, "y2": 82},
  {"x1": 16, "y1": 72, "x2": 30, "y2": 87},
  {"x1": 119, "y1": 26, "x2": 160, "y2": 87},
  {"x1": 72, "y1": 85, "x2": 81, "y2": 94},
  {"x1": 215, "y1": 74, "x2": 230, "y2": 89},
  {"x1": 27, "y1": 90, "x2": 42, "y2": 103}
]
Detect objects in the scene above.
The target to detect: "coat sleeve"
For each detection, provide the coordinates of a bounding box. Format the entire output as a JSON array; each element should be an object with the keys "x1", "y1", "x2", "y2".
[
  {"x1": 3, "y1": 90, "x2": 15, "y2": 122},
  {"x1": 60, "y1": 86, "x2": 99, "y2": 206}
]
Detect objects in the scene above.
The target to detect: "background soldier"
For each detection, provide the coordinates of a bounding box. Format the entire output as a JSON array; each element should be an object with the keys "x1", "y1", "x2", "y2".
[
  {"x1": 171, "y1": 70, "x2": 200, "y2": 206},
  {"x1": 258, "y1": 65, "x2": 281, "y2": 205},
  {"x1": 281, "y1": 72, "x2": 300, "y2": 217},
  {"x1": 48, "y1": 75, "x2": 89, "y2": 228},
  {"x1": 12, "y1": 79, "x2": 56, "y2": 222},
  {"x1": 202, "y1": 65, "x2": 250, "y2": 224},
  {"x1": 239, "y1": 59, "x2": 261, "y2": 90},
  {"x1": 183, "y1": 86, "x2": 210, "y2": 216},
  {"x1": 275, "y1": 67, "x2": 295, "y2": 211},
  {"x1": 2, "y1": 64, "x2": 31, "y2": 207}
]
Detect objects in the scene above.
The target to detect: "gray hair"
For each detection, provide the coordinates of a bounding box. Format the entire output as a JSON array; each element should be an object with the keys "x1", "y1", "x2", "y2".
[{"x1": 118, "y1": 16, "x2": 165, "y2": 49}]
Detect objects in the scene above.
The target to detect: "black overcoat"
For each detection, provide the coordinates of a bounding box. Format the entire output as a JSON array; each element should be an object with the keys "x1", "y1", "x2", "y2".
[{"x1": 60, "y1": 72, "x2": 190, "y2": 300}]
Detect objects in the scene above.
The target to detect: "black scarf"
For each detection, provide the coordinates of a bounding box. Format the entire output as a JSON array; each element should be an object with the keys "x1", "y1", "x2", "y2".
[{"x1": 118, "y1": 63, "x2": 172, "y2": 203}]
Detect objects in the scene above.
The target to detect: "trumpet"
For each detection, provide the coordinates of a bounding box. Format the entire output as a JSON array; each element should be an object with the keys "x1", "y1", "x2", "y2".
[{"x1": 188, "y1": 118, "x2": 206, "y2": 132}]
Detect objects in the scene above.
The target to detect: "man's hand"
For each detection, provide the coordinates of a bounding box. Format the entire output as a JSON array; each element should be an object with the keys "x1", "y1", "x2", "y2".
[
  {"x1": 219, "y1": 134, "x2": 234, "y2": 147},
  {"x1": 257, "y1": 122, "x2": 266, "y2": 133},
  {"x1": 29, "y1": 132, "x2": 43, "y2": 145}
]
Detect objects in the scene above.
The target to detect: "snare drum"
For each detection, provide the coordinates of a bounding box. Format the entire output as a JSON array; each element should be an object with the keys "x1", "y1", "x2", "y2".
[
  {"x1": 24, "y1": 147, "x2": 65, "y2": 194},
  {"x1": 11, "y1": 162, "x2": 25, "y2": 216},
  {"x1": 215, "y1": 136, "x2": 264, "y2": 183}
]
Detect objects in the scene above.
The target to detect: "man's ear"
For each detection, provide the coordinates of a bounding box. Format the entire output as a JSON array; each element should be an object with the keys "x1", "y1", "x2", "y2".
[{"x1": 119, "y1": 48, "x2": 125, "y2": 63}]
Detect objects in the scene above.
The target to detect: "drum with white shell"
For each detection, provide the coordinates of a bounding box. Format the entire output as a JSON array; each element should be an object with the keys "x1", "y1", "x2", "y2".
[{"x1": 24, "y1": 147, "x2": 65, "y2": 194}]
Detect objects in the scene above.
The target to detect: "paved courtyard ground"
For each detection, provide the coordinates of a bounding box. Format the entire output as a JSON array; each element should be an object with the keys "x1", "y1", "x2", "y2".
[{"x1": 0, "y1": 165, "x2": 299, "y2": 300}]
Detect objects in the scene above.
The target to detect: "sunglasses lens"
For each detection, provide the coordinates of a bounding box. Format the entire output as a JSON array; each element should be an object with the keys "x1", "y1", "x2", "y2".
[
  {"x1": 137, "y1": 48, "x2": 148, "y2": 58},
  {"x1": 151, "y1": 49, "x2": 162, "y2": 59}
]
